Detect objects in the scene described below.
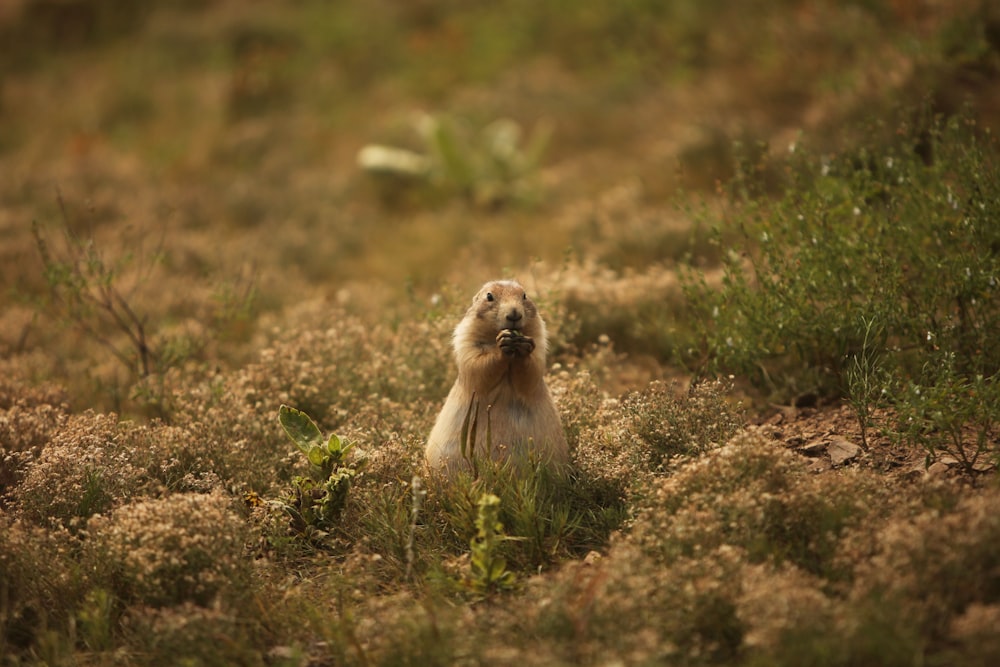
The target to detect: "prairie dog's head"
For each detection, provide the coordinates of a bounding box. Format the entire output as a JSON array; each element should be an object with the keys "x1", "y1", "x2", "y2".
[{"x1": 460, "y1": 279, "x2": 545, "y2": 340}]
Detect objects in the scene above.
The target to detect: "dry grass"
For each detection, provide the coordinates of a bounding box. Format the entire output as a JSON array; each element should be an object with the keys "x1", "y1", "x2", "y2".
[{"x1": 2, "y1": 0, "x2": 999, "y2": 665}]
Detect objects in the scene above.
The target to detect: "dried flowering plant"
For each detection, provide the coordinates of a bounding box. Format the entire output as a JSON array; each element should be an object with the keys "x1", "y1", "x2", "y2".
[
  {"x1": 86, "y1": 491, "x2": 248, "y2": 608},
  {"x1": 620, "y1": 379, "x2": 744, "y2": 470}
]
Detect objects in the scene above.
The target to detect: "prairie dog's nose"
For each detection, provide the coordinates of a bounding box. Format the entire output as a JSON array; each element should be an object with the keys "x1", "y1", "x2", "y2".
[{"x1": 505, "y1": 308, "x2": 523, "y2": 325}]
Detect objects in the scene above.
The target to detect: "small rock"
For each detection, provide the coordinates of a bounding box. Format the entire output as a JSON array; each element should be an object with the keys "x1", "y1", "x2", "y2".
[
  {"x1": 758, "y1": 424, "x2": 782, "y2": 440},
  {"x1": 926, "y1": 460, "x2": 952, "y2": 477},
  {"x1": 827, "y1": 437, "x2": 860, "y2": 466},
  {"x1": 800, "y1": 439, "x2": 827, "y2": 456}
]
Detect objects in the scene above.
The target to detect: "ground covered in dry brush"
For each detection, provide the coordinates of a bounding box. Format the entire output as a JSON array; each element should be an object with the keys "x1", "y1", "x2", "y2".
[
  {"x1": 3, "y1": 1, "x2": 1000, "y2": 665},
  {"x1": 2, "y1": 310, "x2": 998, "y2": 666}
]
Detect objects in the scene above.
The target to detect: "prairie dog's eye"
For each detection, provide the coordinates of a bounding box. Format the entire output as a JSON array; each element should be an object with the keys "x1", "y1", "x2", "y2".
[
  {"x1": 523, "y1": 293, "x2": 528, "y2": 300},
  {"x1": 486, "y1": 292, "x2": 494, "y2": 302}
]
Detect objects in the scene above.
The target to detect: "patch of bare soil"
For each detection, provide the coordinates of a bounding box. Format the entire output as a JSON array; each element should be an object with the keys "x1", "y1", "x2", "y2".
[{"x1": 754, "y1": 401, "x2": 982, "y2": 482}]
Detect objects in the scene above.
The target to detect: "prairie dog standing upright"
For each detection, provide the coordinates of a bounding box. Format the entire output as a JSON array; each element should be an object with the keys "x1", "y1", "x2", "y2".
[{"x1": 425, "y1": 280, "x2": 568, "y2": 473}]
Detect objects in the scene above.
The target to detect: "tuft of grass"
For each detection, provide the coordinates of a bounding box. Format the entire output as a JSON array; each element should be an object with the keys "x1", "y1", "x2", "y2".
[
  {"x1": 845, "y1": 315, "x2": 890, "y2": 450},
  {"x1": 422, "y1": 454, "x2": 628, "y2": 575}
]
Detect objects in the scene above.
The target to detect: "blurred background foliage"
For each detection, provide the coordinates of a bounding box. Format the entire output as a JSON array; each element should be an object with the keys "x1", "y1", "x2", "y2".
[{"x1": 2, "y1": 0, "x2": 997, "y2": 412}]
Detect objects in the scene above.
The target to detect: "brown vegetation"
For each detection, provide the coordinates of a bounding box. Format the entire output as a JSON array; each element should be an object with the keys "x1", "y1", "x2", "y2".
[{"x1": 2, "y1": 0, "x2": 999, "y2": 665}]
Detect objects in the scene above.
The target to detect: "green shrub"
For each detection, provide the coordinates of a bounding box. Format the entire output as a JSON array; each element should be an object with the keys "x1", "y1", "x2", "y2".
[
  {"x1": 682, "y1": 111, "x2": 1000, "y2": 473},
  {"x1": 894, "y1": 352, "x2": 1000, "y2": 475},
  {"x1": 683, "y1": 111, "x2": 1000, "y2": 396}
]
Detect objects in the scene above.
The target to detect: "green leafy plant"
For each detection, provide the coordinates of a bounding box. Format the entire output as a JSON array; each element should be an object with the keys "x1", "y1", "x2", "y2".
[
  {"x1": 466, "y1": 493, "x2": 516, "y2": 595},
  {"x1": 278, "y1": 404, "x2": 362, "y2": 542},
  {"x1": 358, "y1": 113, "x2": 550, "y2": 208}
]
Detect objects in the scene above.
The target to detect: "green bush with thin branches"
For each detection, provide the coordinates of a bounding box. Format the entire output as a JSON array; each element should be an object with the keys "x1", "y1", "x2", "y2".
[{"x1": 683, "y1": 111, "x2": 1000, "y2": 469}]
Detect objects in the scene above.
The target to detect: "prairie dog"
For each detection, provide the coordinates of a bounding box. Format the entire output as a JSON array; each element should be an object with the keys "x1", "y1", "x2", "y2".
[{"x1": 425, "y1": 280, "x2": 568, "y2": 473}]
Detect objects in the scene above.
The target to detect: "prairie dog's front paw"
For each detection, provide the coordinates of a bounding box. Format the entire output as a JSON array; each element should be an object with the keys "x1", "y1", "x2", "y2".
[{"x1": 497, "y1": 329, "x2": 535, "y2": 358}]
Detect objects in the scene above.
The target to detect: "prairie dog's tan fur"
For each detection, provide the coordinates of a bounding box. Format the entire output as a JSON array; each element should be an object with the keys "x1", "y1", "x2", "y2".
[{"x1": 425, "y1": 280, "x2": 568, "y2": 473}]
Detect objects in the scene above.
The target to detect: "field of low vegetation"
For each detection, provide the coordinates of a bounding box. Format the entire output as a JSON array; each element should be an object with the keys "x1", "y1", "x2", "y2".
[{"x1": 2, "y1": 0, "x2": 1000, "y2": 665}]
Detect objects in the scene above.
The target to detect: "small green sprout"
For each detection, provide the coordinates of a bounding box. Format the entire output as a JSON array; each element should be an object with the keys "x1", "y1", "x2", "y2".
[
  {"x1": 278, "y1": 404, "x2": 363, "y2": 541},
  {"x1": 466, "y1": 493, "x2": 516, "y2": 595}
]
